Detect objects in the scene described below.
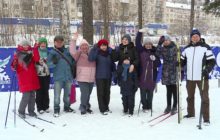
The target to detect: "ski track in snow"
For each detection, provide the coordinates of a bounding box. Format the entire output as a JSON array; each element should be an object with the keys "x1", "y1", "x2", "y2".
[{"x1": 0, "y1": 80, "x2": 220, "y2": 140}]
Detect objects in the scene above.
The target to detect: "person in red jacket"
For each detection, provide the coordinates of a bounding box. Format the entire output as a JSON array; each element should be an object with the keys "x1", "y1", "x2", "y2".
[{"x1": 11, "y1": 39, "x2": 40, "y2": 119}]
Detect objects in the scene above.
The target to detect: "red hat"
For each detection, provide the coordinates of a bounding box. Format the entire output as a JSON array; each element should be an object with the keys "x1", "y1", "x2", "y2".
[{"x1": 97, "y1": 39, "x2": 109, "y2": 47}]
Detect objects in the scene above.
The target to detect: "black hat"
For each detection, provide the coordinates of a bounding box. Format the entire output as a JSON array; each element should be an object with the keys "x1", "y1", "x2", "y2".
[{"x1": 190, "y1": 29, "x2": 201, "y2": 38}]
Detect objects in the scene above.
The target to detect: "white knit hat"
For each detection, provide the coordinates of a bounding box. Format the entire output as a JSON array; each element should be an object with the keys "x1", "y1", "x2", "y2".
[{"x1": 19, "y1": 39, "x2": 31, "y2": 46}]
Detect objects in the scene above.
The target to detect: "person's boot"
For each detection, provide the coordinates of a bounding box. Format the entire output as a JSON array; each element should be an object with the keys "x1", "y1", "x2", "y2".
[
  {"x1": 164, "y1": 106, "x2": 171, "y2": 114},
  {"x1": 171, "y1": 107, "x2": 177, "y2": 115}
]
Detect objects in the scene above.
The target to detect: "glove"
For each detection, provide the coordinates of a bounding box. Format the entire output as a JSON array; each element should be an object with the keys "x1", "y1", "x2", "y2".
[
  {"x1": 150, "y1": 55, "x2": 156, "y2": 61},
  {"x1": 202, "y1": 68, "x2": 209, "y2": 78},
  {"x1": 158, "y1": 36, "x2": 165, "y2": 46},
  {"x1": 52, "y1": 55, "x2": 59, "y2": 64},
  {"x1": 23, "y1": 53, "x2": 33, "y2": 64},
  {"x1": 11, "y1": 59, "x2": 18, "y2": 71}
]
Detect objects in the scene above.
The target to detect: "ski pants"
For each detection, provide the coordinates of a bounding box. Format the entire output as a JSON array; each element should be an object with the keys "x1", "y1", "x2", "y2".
[{"x1": 186, "y1": 80, "x2": 210, "y2": 121}]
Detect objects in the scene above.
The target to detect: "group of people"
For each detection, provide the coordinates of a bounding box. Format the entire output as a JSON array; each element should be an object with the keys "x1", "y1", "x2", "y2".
[{"x1": 11, "y1": 28, "x2": 215, "y2": 125}]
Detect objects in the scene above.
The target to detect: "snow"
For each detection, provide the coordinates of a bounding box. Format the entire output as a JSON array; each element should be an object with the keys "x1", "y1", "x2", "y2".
[{"x1": 0, "y1": 80, "x2": 220, "y2": 140}]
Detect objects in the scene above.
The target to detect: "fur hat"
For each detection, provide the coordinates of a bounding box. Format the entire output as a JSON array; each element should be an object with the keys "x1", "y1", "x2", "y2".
[
  {"x1": 164, "y1": 34, "x2": 171, "y2": 41},
  {"x1": 19, "y1": 39, "x2": 31, "y2": 46},
  {"x1": 97, "y1": 39, "x2": 109, "y2": 47},
  {"x1": 143, "y1": 38, "x2": 153, "y2": 46},
  {"x1": 122, "y1": 34, "x2": 131, "y2": 43},
  {"x1": 190, "y1": 28, "x2": 201, "y2": 38}
]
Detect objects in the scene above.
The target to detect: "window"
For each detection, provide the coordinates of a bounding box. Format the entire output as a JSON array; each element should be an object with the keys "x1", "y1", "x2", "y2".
[{"x1": 3, "y1": 3, "x2": 8, "y2": 9}]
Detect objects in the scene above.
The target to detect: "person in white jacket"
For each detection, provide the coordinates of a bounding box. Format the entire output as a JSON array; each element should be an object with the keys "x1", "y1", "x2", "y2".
[{"x1": 181, "y1": 29, "x2": 215, "y2": 125}]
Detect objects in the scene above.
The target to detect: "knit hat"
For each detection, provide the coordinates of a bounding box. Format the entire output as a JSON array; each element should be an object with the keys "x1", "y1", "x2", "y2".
[
  {"x1": 97, "y1": 39, "x2": 109, "y2": 47},
  {"x1": 79, "y1": 39, "x2": 89, "y2": 47},
  {"x1": 164, "y1": 34, "x2": 171, "y2": 41},
  {"x1": 38, "y1": 37, "x2": 48, "y2": 47},
  {"x1": 122, "y1": 34, "x2": 131, "y2": 43},
  {"x1": 54, "y1": 35, "x2": 64, "y2": 42},
  {"x1": 190, "y1": 28, "x2": 201, "y2": 38},
  {"x1": 19, "y1": 39, "x2": 31, "y2": 47},
  {"x1": 143, "y1": 38, "x2": 153, "y2": 46}
]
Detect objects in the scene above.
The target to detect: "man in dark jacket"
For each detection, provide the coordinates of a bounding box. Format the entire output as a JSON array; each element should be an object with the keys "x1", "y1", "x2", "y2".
[{"x1": 181, "y1": 29, "x2": 215, "y2": 125}]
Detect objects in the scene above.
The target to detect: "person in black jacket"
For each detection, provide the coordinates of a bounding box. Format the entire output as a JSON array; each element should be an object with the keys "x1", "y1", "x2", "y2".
[{"x1": 112, "y1": 34, "x2": 139, "y2": 116}]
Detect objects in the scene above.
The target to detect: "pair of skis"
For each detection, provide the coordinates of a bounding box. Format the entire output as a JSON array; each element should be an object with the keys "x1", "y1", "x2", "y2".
[
  {"x1": 147, "y1": 111, "x2": 179, "y2": 127},
  {"x1": 16, "y1": 113, "x2": 67, "y2": 132}
]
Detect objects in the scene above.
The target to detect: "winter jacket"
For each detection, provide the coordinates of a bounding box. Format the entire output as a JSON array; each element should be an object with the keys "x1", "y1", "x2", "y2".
[
  {"x1": 156, "y1": 41, "x2": 177, "y2": 85},
  {"x1": 136, "y1": 32, "x2": 161, "y2": 91},
  {"x1": 88, "y1": 44, "x2": 116, "y2": 79},
  {"x1": 35, "y1": 45, "x2": 50, "y2": 76},
  {"x1": 47, "y1": 46, "x2": 74, "y2": 82},
  {"x1": 112, "y1": 42, "x2": 139, "y2": 87},
  {"x1": 69, "y1": 41, "x2": 96, "y2": 83},
  {"x1": 11, "y1": 45, "x2": 40, "y2": 93},
  {"x1": 181, "y1": 41, "x2": 215, "y2": 80}
]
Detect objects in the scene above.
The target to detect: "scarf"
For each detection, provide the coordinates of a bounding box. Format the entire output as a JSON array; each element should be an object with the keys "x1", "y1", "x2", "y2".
[{"x1": 122, "y1": 64, "x2": 130, "y2": 81}]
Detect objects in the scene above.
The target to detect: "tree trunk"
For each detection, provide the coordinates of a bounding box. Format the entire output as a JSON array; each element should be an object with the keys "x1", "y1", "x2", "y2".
[
  {"x1": 190, "y1": 0, "x2": 195, "y2": 33},
  {"x1": 138, "y1": 0, "x2": 143, "y2": 29},
  {"x1": 102, "y1": 0, "x2": 109, "y2": 40},
  {"x1": 59, "y1": 0, "x2": 71, "y2": 45},
  {"x1": 82, "y1": 0, "x2": 93, "y2": 45}
]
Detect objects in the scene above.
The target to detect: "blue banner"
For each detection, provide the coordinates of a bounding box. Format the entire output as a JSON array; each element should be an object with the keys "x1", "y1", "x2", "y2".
[{"x1": 1, "y1": 46, "x2": 220, "y2": 92}]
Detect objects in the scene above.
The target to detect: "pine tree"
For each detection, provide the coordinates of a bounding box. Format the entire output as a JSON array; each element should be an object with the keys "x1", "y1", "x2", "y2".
[{"x1": 203, "y1": 0, "x2": 220, "y2": 16}]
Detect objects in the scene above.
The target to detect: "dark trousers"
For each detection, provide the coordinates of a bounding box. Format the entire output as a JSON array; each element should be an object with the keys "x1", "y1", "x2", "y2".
[
  {"x1": 140, "y1": 88, "x2": 153, "y2": 110},
  {"x1": 36, "y1": 75, "x2": 50, "y2": 111},
  {"x1": 96, "y1": 79, "x2": 111, "y2": 113},
  {"x1": 166, "y1": 84, "x2": 177, "y2": 108},
  {"x1": 186, "y1": 80, "x2": 209, "y2": 121},
  {"x1": 120, "y1": 79, "x2": 136, "y2": 114}
]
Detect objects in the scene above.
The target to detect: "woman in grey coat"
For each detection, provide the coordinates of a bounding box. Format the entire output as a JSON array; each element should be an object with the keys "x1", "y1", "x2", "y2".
[{"x1": 156, "y1": 35, "x2": 178, "y2": 115}]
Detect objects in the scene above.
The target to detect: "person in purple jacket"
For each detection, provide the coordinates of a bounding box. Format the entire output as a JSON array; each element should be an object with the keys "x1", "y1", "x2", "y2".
[{"x1": 136, "y1": 28, "x2": 161, "y2": 113}]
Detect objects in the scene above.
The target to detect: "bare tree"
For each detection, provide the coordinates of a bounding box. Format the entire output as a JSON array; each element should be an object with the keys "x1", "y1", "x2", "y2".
[
  {"x1": 100, "y1": 0, "x2": 109, "y2": 40},
  {"x1": 138, "y1": 0, "x2": 143, "y2": 29},
  {"x1": 190, "y1": 0, "x2": 195, "y2": 32},
  {"x1": 82, "y1": 0, "x2": 93, "y2": 45},
  {"x1": 59, "y1": 0, "x2": 71, "y2": 45}
]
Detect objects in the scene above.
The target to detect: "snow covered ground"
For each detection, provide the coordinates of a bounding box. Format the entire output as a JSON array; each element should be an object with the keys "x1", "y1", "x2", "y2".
[{"x1": 0, "y1": 80, "x2": 219, "y2": 140}]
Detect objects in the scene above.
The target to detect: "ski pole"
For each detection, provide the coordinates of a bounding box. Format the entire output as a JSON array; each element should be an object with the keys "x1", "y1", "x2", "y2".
[
  {"x1": 197, "y1": 76, "x2": 205, "y2": 130},
  {"x1": 197, "y1": 53, "x2": 206, "y2": 130},
  {"x1": 5, "y1": 71, "x2": 15, "y2": 128},
  {"x1": 14, "y1": 74, "x2": 17, "y2": 127}
]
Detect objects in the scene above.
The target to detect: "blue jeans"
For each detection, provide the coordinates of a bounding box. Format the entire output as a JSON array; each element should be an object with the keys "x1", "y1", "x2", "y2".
[{"x1": 54, "y1": 80, "x2": 72, "y2": 112}]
